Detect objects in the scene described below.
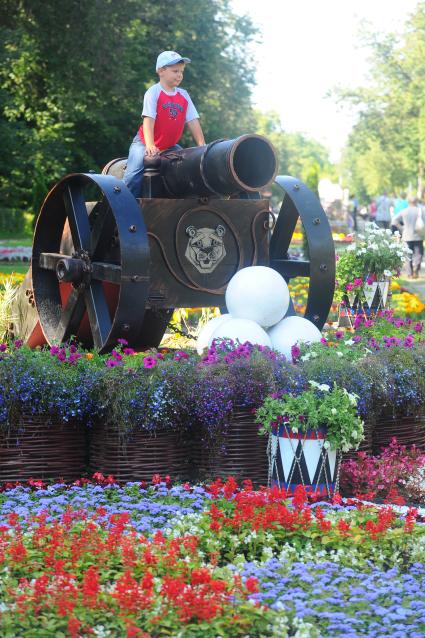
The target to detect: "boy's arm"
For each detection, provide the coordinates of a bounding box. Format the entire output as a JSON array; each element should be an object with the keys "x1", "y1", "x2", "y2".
[
  {"x1": 187, "y1": 118, "x2": 205, "y2": 146},
  {"x1": 143, "y1": 117, "x2": 160, "y2": 156}
]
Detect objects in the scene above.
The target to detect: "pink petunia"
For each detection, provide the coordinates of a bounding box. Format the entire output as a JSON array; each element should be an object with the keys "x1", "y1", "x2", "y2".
[{"x1": 143, "y1": 356, "x2": 157, "y2": 368}]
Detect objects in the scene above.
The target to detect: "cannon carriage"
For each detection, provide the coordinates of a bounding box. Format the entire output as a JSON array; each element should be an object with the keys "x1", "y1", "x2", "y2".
[{"x1": 12, "y1": 134, "x2": 335, "y2": 352}]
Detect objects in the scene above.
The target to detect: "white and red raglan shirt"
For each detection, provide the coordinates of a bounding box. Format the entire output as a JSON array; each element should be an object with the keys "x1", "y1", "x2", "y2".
[{"x1": 138, "y1": 83, "x2": 199, "y2": 150}]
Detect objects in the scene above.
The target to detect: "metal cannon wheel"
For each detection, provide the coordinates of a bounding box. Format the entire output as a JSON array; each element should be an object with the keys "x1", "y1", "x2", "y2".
[
  {"x1": 270, "y1": 176, "x2": 335, "y2": 329},
  {"x1": 32, "y1": 173, "x2": 150, "y2": 352}
]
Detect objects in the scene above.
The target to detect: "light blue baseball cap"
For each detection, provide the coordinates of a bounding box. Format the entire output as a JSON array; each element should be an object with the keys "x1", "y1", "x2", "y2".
[{"x1": 156, "y1": 50, "x2": 191, "y2": 71}]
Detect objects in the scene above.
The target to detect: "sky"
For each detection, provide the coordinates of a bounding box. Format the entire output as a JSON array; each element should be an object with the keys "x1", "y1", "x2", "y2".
[{"x1": 231, "y1": 0, "x2": 420, "y2": 161}]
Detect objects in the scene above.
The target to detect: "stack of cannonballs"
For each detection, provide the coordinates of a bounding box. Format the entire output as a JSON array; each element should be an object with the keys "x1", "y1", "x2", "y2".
[{"x1": 197, "y1": 266, "x2": 322, "y2": 357}]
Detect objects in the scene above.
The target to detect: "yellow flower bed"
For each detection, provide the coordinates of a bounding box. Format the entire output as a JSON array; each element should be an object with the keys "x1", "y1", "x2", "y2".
[{"x1": 0, "y1": 272, "x2": 25, "y2": 288}]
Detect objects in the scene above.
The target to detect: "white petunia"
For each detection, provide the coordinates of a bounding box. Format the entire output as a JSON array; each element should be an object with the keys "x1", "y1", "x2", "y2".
[{"x1": 318, "y1": 383, "x2": 330, "y2": 392}]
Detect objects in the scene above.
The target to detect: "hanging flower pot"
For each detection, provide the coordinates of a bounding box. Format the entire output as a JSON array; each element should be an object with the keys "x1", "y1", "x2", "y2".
[{"x1": 268, "y1": 425, "x2": 340, "y2": 496}]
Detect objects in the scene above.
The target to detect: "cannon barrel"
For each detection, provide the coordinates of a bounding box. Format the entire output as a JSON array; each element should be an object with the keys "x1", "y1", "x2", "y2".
[{"x1": 158, "y1": 134, "x2": 277, "y2": 197}]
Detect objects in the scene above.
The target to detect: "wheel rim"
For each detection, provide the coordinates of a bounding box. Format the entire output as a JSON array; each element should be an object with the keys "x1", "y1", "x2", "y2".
[
  {"x1": 270, "y1": 175, "x2": 335, "y2": 329},
  {"x1": 32, "y1": 173, "x2": 150, "y2": 352}
]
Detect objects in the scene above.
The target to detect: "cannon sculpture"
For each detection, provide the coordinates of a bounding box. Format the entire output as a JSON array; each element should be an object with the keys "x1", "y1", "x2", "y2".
[{"x1": 12, "y1": 134, "x2": 335, "y2": 352}]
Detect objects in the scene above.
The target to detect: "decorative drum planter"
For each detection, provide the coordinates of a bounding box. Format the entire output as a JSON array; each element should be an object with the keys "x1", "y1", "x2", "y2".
[
  {"x1": 269, "y1": 426, "x2": 340, "y2": 496},
  {"x1": 191, "y1": 407, "x2": 268, "y2": 487},
  {"x1": 0, "y1": 414, "x2": 87, "y2": 483},
  {"x1": 372, "y1": 413, "x2": 425, "y2": 454},
  {"x1": 338, "y1": 277, "x2": 391, "y2": 327},
  {"x1": 89, "y1": 422, "x2": 190, "y2": 482}
]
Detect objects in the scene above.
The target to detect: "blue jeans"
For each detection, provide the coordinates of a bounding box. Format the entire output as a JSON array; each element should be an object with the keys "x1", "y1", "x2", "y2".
[{"x1": 123, "y1": 134, "x2": 181, "y2": 198}]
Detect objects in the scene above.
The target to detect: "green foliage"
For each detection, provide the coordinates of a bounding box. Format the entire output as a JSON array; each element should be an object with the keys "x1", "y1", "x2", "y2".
[
  {"x1": 0, "y1": 0, "x2": 258, "y2": 217},
  {"x1": 335, "y1": 223, "x2": 409, "y2": 299},
  {"x1": 337, "y1": 3, "x2": 425, "y2": 198},
  {"x1": 255, "y1": 382, "x2": 364, "y2": 452},
  {"x1": 0, "y1": 207, "x2": 26, "y2": 234},
  {"x1": 255, "y1": 110, "x2": 334, "y2": 192}
]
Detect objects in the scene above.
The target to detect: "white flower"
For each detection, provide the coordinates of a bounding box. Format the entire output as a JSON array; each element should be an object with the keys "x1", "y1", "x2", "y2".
[
  {"x1": 318, "y1": 383, "x2": 330, "y2": 392},
  {"x1": 301, "y1": 353, "x2": 311, "y2": 361},
  {"x1": 383, "y1": 269, "x2": 392, "y2": 277},
  {"x1": 345, "y1": 339, "x2": 354, "y2": 345},
  {"x1": 336, "y1": 351, "x2": 343, "y2": 357},
  {"x1": 331, "y1": 408, "x2": 337, "y2": 415}
]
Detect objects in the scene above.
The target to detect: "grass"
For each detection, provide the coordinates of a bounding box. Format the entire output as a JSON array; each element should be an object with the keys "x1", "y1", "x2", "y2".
[
  {"x1": 0, "y1": 236, "x2": 32, "y2": 247},
  {"x1": 0, "y1": 262, "x2": 29, "y2": 275}
]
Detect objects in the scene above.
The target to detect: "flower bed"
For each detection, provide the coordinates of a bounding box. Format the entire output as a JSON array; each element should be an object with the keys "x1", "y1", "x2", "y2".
[{"x1": 0, "y1": 476, "x2": 424, "y2": 637}]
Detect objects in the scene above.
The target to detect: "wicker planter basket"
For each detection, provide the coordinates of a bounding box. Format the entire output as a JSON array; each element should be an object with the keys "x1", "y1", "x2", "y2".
[
  {"x1": 191, "y1": 407, "x2": 268, "y2": 487},
  {"x1": 372, "y1": 413, "x2": 425, "y2": 454},
  {"x1": 0, "y1": 414, "x2": 87, "y2": 484},
  {"x1": 89, "y1": 421, "x2": 190, "y2": 482}
]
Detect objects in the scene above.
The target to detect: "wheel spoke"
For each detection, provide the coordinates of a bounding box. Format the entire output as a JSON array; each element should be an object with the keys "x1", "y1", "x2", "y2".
[
  {"x1": 270, "y1": 194, "x2": 299, "y2": 258},
  {"x1": 90, "y1": 201, "x2": 116, "y2": 259},
  {"x1": 91, "y1": 262, "x2": 122, "y2": 284},
  {"x1": 270, "y1": 258, "x2": 310, "y2": 279},
  {"x1": 55, "y1": 288, "x2": 86, "y2": 342},
  {"x1": 63, "y1": 183, "x2": 91, "y2": 251},
  {"x1": 84, "y1": 281, "x2": 112, "y2": 349}
]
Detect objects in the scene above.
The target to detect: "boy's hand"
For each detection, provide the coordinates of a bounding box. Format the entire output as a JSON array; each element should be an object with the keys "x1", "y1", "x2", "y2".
[{"x1": 145, "y1": 144, "x2": 160, "y2": 156}]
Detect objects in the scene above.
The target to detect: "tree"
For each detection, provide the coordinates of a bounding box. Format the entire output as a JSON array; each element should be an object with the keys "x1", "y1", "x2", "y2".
[
  {"x1": 0, "y1": 0, "x2": 258, "y2": 219},
  {"x1": 336, "y1": 2, "x2": 425, "y2": 199}
]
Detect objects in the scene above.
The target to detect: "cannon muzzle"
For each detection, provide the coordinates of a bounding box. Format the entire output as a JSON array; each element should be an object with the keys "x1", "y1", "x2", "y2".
[{"x1": 159, "y1": 134, "x2": 277, "y2": 197}]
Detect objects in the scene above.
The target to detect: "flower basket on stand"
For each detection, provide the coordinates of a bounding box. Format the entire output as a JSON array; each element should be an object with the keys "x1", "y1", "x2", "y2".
[
  {"x1": 268, "y1": 425, "x2": 340, "y2": 496},
  {"x1": 338, "y1": 276, "x2": 392, "y2": 328},
  {"x1": 0, "y1": 414, "x2": 87, "y2": 484},
  {"x1": 256, "y1": 382, "x2": 364, "y2": 497},
  {"x1": 191, "y1": 407, "x2": 268, "y2": 487},
  {"x1": 336, "y1": 223, "x2": 408, "y2": 328},
  {"x1": 341, "y1": 418, "x2": 373, "y2": 461},
  {"x1": 89, "y1": 422, "x2": 190, "y2": 483}
]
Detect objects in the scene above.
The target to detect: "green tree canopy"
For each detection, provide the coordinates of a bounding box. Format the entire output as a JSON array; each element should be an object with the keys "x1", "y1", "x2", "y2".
[
  {"x1": 336, "y1": 2, "x2": 425, "y2": 200},
  {"x1": 0, "y1": 0, "x2": 257, "y2": 217}
]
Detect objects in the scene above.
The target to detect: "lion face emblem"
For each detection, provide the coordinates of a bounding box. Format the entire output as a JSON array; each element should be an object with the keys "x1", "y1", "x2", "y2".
[{"x1": 185, "y1": 225, "x2": 226, "y2": 273}]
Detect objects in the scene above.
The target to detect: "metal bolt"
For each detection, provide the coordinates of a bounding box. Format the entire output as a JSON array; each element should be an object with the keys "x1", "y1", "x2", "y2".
[
  {"x1": 122, "y1": 324, "x2": 130, "y2": 331},
  {"x1": 293, "y1": 184, "x2": 300, "y2": 191},
  {"x1": 313, "y1": 314, "x2": 320, "y2": 322},
  {"x1": 131, "y1": 275, "x2": 139, "y2": 282},
  {"x1": 313, "y1": 217, "x2": 321, "y2": 225},
  {"x1": 113, "y1": 185, "x2": 121, "y2": 193},
  {"x1": 319, "y1": 263, "x2": 327, "y2": 271},
  {"x1": 129, "y1": 225, "x2": 137, "y2": 233}
]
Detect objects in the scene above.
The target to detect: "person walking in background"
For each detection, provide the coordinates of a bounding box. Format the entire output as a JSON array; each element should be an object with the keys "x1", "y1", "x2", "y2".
[
  {"x1": 368, "y1": 198, "x2": 377, "y2": 222},
  {"x1": 392, "y1": 196, "x2": 425, "y2": 278},
  {"x1": 375, "y1": 192, "x2": 393, "y2": 229}
]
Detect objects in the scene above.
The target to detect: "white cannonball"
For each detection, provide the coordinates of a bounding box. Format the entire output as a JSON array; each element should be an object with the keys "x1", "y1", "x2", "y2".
[
  {"x1": 196, "y1": 314, "x2": 232, "y2": 355},
  {"x1": 268, "y1": 315, "x2": 322, "y2": 358},
  {"x1": 225, "y1": 266, "x2": 290, "y2": 328},
  {"x1": 210, "y1": 317, "x2": 272, "y2": 348}
]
